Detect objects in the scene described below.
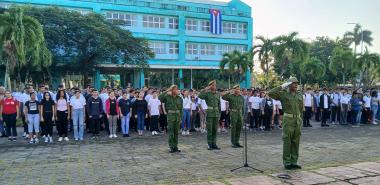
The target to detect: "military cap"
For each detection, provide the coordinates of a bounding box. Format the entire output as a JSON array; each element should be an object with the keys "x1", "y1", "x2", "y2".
[
  {"x1": 208, "y1": 80, "x2": 216, "y2": 86},
  {"x1": 167, "y1": 85, "x2": 178, "y2": 91},
  {"x1": 232, "y1": 84, "x2": 240, "y2": 89},
  {"x1": 287, "y1": 77, "x2": 299, "y2": 83}
]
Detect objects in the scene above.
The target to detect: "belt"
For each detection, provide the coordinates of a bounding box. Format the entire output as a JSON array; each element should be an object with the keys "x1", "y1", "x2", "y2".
[
  {"x1": 230, "y1": 109, "x2": 242, "y2": 112},
  {"x1": 283, "y1": 113, "x2": 300, "y2": 118},
  {"x1": 207, "y1": 107, "x2": 218, "y2": 110},
  {"x1": 168, "y1": 110, "x2": 180, "y2": 114}
]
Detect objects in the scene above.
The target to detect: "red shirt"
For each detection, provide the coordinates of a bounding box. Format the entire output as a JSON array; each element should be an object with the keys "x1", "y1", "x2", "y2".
[{"x1": 0, "y1": 98, "x2": 19, "y2": 115}]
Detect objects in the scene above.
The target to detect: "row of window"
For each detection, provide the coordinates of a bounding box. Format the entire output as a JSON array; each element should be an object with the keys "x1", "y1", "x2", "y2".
[
  {"x1": 148, "y1": 41, "x2": 246, "y2": 56},
  {"x1": 186, "y1": 43, "x2": 247, "y2": 56},
  {"x1": 106, "y1": 12, "x2": 247, "y2": 34}
]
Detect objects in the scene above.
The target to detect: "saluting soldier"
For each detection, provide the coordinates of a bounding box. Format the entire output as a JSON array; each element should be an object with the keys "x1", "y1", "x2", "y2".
[
  {"x1": 222, "y1": 85, "x2": 244, "y2": 148},
  {"x1": 159, "y1": 85, "x2": 183, "y2": 153},
  {"x1": 268, "y1": 77, "x2": 303, "y2": 170},
  {"x1": 198, "y1": 80, "x2": 221, "y2": 150}
]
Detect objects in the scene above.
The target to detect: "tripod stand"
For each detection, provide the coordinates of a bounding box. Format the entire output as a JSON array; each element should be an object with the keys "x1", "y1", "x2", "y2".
[{"x1": 231, "y1": 123, "x2": 263, "y2": 173}]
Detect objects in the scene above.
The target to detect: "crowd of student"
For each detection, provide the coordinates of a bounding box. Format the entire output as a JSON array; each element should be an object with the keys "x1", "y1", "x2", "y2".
[{"x1": 0, "y1": 84, "x2": 379, "y2": 144}]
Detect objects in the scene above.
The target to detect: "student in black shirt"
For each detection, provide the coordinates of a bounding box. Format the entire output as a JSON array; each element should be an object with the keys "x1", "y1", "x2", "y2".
[
  {"x1": 87, "y1": 89, "x2": 103, "y2": 138},
  {"x1": 24, "y1": 92, "x2": 41, "y2": 144},
  {"x1": 134, "y1": 92, "x2": 147, "y2": 136},
  {"x1": 40, "y1": 92, "x2": 56, "y2": 143}
]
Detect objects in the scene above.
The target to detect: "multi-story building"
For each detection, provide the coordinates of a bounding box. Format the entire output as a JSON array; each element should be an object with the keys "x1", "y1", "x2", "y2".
[{"x1": 0, "y1": 0, "x2": 253, "y2": 89}]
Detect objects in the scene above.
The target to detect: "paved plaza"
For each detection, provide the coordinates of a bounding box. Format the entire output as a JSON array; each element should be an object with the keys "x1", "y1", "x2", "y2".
[{"x1": 1, "y1": 121, "x2": 380, "y2": 185}]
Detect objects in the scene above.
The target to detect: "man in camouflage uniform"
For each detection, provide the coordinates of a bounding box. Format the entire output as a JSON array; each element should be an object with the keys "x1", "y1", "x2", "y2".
[
  {"x1": 159, "y1": 85, "x2": 183, "y2": 153},
  {"x1": 222, "y1": 85, "x2": 244, "y2": 148},
  {"x1": 198, "y1": 80, "x2": 221, "y2": 150},
  {"x1": 268, "y1": 77, "x2": 303, "y2": 170}
]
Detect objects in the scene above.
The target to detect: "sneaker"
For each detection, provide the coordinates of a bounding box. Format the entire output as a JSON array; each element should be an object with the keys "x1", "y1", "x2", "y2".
[
  {"x1": 186, "y1": 130, "x2": 191, "y2": 135},
  {"x1": 80, "y1": 138, "x2": 83, "y2": 141},
  {"x1": 42, "y1": 135, "x2": 46, "y2": 139},
  {"x1": 373, "y1": 122, "x2": 378, "y2": 125},
  {"x1": 217, "y1": 128, "x2": 221, "y2": 133},
  {"x1": 29, "y1": 139, "x2": 34, "y2": 144},
  {"x1": 12, "y1": 137, "x2": 17, "y2": 141},
  {"x1": 109, "y1": 135, "x2": 113, "y2": 138},
  {"x1": 113, "y1": 134, "x2": 117, "y2": 138},
  {"x1": 75, "y1": 138, "x2": 79, "y2": 141},
  {"x1": 44, "y1": 137, "x2": 49, "y2": 143},
  {"x1": 181, "y1": 131, "x2": 186, "y2": 135},
  {"x1": 34, "y1": 138, "x2": 39, "y2": 143},
  {"x1": 58, "y1": 137, "x2": 63, "y2": 142},
  {"x1": 22, "y1": 132, "x2": 27, "y2": 137},
  {"x1": 152, "y1": 131, "x2": 155, "y2": 136},
  {"x1": 25, "y1": 134, "x2": 29, "y2": 139},
  {"x1": 49, "y1": 137, "x2": 53, "y2": 143},
  {"x1": 64, "y1": 137, "x2": 69, "y2": 141},
  {"x1": 8, "y1": 137, "x2": 12, "y2": 141}
]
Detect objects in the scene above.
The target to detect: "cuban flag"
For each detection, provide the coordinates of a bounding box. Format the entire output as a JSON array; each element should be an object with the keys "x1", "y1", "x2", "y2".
[{"x1": 210, "y1": 9, "x2": 222, "y2": 34}]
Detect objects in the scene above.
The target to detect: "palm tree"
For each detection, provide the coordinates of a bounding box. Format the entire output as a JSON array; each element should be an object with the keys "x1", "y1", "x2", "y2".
[
  {"x1": 300, "y1": 57, "x2": 326, "y2": 84},
  {"x1": 356, "y1": 49, "x2": 380, "y2": 88},
  {"x1": 220, "y1": 50, "x2": 253, "y2": 88},
  {"x1": 252, "y1": 35, "x2": 273, "y2": 77},
  {"x1": 344, "y1": 24, "x2": 373, "y2": 55},
  {"x1": 0, "y1": 6, "x2": 45, "y2": 89},
  {"x1": 329, "y1": 46, "x2": 355, "y2": 86},
  {"x1": 272, "y1": 32, "x2": 309, "y2": 77}
]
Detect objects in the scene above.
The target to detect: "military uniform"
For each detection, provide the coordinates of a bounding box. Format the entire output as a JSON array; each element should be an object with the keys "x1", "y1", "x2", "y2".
[
  {"x1": 159, "y1": 86, "x2": 183, "y2": 153},
  {"x1": 198, "y1": 80, "x2": 221, "y2": 149},
  {"x1": 222, "y1": 85, "x2": 244, "y2": 147},
  {"x1": 268, "y1": 77, "x2": 303, "y2": 169}
]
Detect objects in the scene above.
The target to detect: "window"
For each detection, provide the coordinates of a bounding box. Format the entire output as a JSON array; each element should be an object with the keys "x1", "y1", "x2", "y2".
[
  {"x1": 168, "y1": 18, "x2": 179, "y2": 29},
  {"x1": 149, "y1": 41, "x2": 166, "y2": 54},
  {"x1": 105, "y1": 12, "x2": 136, "y2": 27},
  {"x1": 143, "y1": 15, "x2": 165, "y2": 28},
  {"x1": 186, "y1": 43, "x2": 198, "y2": 55},
  {"x1": 201, "y1": 20, "x2": 210, "y2": 32},
  {"x1": 177, "y1": 5, "x2": 188, "y2": 11},
  {"x1": 223, "y1": 22, "x2": 247, "y2": 34},
  {"x1": 186, "y1": 19, "x2": 198, "y2": 31},
  {"x1": 200, "y1": 44, "x2": 216, "y2": 55},
  {"x1": 169, "y1": 42, "x2": 179, "y2": 54}
]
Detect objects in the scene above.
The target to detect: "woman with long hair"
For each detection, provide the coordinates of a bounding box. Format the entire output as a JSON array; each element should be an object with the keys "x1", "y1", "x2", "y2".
[
  {"x1": 56, "y1": 90, "x2": 70, "y2": 142},
  {"x1": 40, "y1": 92, "x2": 56, "y2": 143}
]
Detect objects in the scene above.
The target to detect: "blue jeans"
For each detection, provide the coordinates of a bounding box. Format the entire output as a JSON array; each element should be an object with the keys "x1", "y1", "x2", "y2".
[
  {"x1": 121, "y1": 113, "x2": 130, "y2": 134},
  {"x1": 181, "y1": 109, "x2": 191, "y2": 130},
  {"x1": 27, "y1": 114, "x2": 40, "y2": 133},
  {"x1": 0, "y1": 119, "x2": 5, "y2": 135},
  {"x1": 372, "y1": 105, "x2": 378, "y2": 123},
  {"x1": 72, "y1": 109, "x2": 84, "y2": 139},
  {"x1": 137, "y1": 112, "x2": 145, "y2": 131},
  {"x1": 352, "y1": 110, "x2": 359, "y2": 125},
  {"x1": 356, "y1": 110, "x2": 362, "y2": 123}
]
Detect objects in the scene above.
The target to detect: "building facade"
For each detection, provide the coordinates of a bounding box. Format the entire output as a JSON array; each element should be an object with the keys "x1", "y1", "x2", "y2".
[{"x1": 0, "y1": 0, "x2": 253, "y2": 89}]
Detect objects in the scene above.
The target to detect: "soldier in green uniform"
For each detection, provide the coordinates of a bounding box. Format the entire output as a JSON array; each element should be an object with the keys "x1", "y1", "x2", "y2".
[
  {"x1": 159, "y1": 85, "x2": 183, "y2": 153},
  {"x1": 222, "y1": 84, "x2": 244, "y2": 148},
  {"x1": 268, "y1": 77, "x2": 303, "y2": 170},
  {"x1": 198, "y1": 80, "x2": 221, "y2": 150}
]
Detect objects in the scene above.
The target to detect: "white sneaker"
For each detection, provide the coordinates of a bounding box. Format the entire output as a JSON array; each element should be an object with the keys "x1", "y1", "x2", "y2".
[
  {"x1": 58, "y1": 137, "x2": 63, "y2": 142},
  {"x1": 113, "y1": 134, "x2": 117, "y2": 138},
  {"x1": 181, "y1": 131, "x2": 186, "y2": 135},
  {"x1": 44, "y1": 137, "x2": 48, "y2": 143},
  {"x1": 22, "y1": 132, "x2": 27, "y2": 137},
  {"x1": 109, "y1": 135, "x2": 113, "y2": 138},
  {"x1": 75, "y1": 138, "x2": 79, "y2": 141},
  {"x1": 186, "y1": 130, "x2": 190, "y2": 135},
  {"x1": 42, "y1": 135, "x2": 46, "y2": 139},
  {"x1": 64, "y1": 137, "x2": 69, "y2": 141},
  {"x1": 49, "y1": 137, "x2": 53, "y2": 143},
  {"x1": 34, "y1": 138, "x2": 39, "y2": 143},
  {"x1": 373, "y1": 122, "x2": 378, "y2": 125},
  {"x1": 152, "y1": 131, "x2": 155, "y2": 136},
  {"x1": 25, "y1": 134, "x2": 29, "y2": 139}
]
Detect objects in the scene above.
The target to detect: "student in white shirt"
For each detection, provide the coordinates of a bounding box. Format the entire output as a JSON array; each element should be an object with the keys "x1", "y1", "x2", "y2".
[
  {"x1": 340, "y1": 89, "x2": 350, "y2": 124},
  {"x1": 70, "y1": 90, "x2": 86, "y2": 141},
  {"x1": 181, "y1": 90, "x2": 192, "y2": 135},
  {"x1": 363, "y1": 91, "x2": 372, "y2": 124},
  {"x1": 330, "y1": 89, "x2": 341, "y2": 124},
  {"x1": 303, "y1": 87, "x2": 314, "y2": 127},
  {"x1": 219, "y1": 90, "x2": 229, "y2": 133},
  {"x1": 148, "y1": 91, "x2": 161, "y2": 136},
  {"x1": 248, "y1": 90, "x2": 262, "y2": 130}
]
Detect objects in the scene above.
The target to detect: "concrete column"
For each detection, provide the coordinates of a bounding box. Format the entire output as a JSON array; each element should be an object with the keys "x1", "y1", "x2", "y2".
[
  {"x1": 140, "y1": 69, "x2": 145, "y2": 88},
  {"x1": 179, "y1": 69, "x2": 184, "y2": 89}
]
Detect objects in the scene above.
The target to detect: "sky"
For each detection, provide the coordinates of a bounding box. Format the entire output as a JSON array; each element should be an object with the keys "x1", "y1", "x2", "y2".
[{"x1": 219, "y1": 0, "x2": 380, "y2": 53}]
